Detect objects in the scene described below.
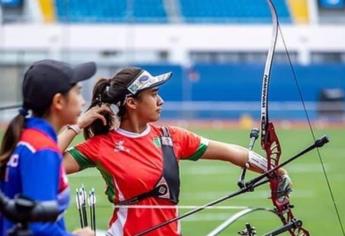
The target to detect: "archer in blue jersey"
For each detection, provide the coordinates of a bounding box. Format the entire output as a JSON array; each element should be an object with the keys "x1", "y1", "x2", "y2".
[
  {"x1": 1, "y1": 117, "x2": 72, "y2": 235},
  {"x1": 0, "y1": 59, "x2": 97, "y2": 236}
]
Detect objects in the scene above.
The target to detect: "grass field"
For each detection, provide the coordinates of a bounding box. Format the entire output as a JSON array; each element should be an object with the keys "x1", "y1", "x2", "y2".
[
  {"x1": 0, "y1": 125, "x2": 344, "y2": 235},
  {"x1": 61, "y1": 125, "x2": 345, "y2": 235}
]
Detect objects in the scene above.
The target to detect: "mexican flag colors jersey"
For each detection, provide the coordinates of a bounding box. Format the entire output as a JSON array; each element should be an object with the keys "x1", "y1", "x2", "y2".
[{"x1": 68, "y1": 124, "x2": 208, "y2": 236}]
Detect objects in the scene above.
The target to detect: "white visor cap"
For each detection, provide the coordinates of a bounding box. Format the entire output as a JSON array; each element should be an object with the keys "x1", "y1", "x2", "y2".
[{"x1": 127, "y1": 70, "x2": 172, "y2": 95}]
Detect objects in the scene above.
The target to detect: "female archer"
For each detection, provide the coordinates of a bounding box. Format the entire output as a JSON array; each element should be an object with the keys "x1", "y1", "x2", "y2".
[
  {"x1": 0, "y1": 59, "x2": 98, "y2": 235},
  {"x1": 59, "y1": 67, "x2": 291, "y2": 236}
]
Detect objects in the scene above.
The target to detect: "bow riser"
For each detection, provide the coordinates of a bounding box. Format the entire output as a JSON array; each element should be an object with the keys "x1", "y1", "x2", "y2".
[{"x1": 264, "y1": 122, "x2": 309, "y2": 235}]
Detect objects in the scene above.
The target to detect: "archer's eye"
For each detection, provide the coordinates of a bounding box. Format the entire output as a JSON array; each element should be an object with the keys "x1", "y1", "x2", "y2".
[{"x1": 152, "y1": 89, "x2": 159, "y2": 97}]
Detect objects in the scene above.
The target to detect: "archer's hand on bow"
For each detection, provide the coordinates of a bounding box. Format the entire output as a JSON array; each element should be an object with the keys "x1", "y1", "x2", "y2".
[{"x1": 276, "y1": 170, "x2": 293, "y2": 203}]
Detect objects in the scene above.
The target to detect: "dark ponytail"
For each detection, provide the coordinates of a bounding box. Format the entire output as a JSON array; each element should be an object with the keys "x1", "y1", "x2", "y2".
[
  {"x1": 83, "y1": 67, "x2": 142, "y2": 139},
  {"x1": 83, "y1": 78, "x2": 115, "y2": 139},
  {"x1": 0, "y1": 114, "x2": 25, "y2": 180}
]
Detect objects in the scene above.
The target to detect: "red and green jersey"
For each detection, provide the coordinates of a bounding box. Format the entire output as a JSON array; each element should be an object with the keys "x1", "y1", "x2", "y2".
[{"x1": 68, "y1": 124, "x2": 208, "y2": 236}]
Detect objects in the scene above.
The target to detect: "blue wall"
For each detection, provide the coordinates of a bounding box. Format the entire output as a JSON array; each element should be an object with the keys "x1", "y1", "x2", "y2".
[
  {"x1": 139, "y1": 63, "x2": 345, "y2": 102},
  {"x1": 137, "y1": 63, "x2": 345, "y2": 120}
]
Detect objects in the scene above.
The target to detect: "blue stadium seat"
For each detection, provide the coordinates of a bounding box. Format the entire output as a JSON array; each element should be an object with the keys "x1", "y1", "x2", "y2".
[
  {"x1": 179, "y1": 0, "x2": 291, "y2": 23},
  {"x1": 132, "y1": 0, "x2": 167, "y2": 23},
  {"x1": 55, "y1": 0, "x2": 125, "y2": 23},
  {"x1": 54, "y1": 0, "x2": 290, "y2": 23},
  {"x1": 1, "y1": 0, "x2": 23, "y2": 7},
  {"x1": 319, "y1": 0, "x2": 345, "y2": 9},
  {"x1": 55, "y1": 0, "x2": 167, "y2": 23}
]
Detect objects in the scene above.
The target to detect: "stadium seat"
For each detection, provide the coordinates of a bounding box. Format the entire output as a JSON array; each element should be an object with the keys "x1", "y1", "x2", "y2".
[
  {"x1": 0, "y1": 0, "x2": 23, "y2": 8},
  {"x1": 179, "y1": 0, "x2": 291, "y2": 23},
  {"x1": 131, "y1": 0, "x2": 167, "y2": 23},
  {"x1": 54, "y1": 0, "x2": 167, "y2": 23},
  {"x1": 53, "y1": 0, "x2": 291, "y2": 23},
  {"x1": 319, "y1": 0, "x2": 345, "y2": 9}
]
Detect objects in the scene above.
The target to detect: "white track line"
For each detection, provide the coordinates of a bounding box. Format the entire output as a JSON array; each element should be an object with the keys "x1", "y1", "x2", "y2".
[{"x1": 111, "y1": 205, "x2": 249, "y2": 209}]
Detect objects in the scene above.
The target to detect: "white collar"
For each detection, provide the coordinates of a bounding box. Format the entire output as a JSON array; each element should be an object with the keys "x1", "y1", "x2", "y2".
[{"x1": 115, "y1": 125, "x2": 151, "y2": 138}]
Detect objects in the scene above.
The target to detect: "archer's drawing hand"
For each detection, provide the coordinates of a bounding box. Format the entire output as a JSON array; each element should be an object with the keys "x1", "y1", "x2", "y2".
[{"x1": 77, "y1": 104, "x2": 112, "y2": 128}]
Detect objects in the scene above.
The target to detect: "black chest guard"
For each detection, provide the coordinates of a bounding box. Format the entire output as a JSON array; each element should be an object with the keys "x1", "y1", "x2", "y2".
[{"x1": 118, "y1": 127, "x2": 180, "y2": 205}]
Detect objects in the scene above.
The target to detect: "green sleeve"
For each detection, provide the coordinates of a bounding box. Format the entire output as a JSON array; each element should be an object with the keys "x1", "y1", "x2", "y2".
[
  {"x1": 68, "y1": 147, "x2": 96, "y2": 170},
  {"x1": 187, "y1": 138, "x2": 209, "y2": 161}
]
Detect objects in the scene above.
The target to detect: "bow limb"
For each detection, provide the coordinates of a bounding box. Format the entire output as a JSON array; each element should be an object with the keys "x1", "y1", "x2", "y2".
[
  {"x1": 260, "y1": 0, "x2": 278, "y2": 146},
  {"x1": 260, "y1": 1, "x2": 309, "y2": 235}
]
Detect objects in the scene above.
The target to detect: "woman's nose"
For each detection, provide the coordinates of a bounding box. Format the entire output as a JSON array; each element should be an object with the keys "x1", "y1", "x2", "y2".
[
  {"x1": 157, "y1": 95, "x2": 164, "y2": 105},
  {"x1": 81, "y1": 96, "x2": 86, "y2": 107}
]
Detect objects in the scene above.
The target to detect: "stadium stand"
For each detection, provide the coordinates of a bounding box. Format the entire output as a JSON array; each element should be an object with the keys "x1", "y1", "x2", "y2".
[
  {"x1": 131, "y1": 0, "x2": 168, "y2": 23},
  {"x1": 287, "y1": 0, "x2": 309, "y2": 23},
  {"x1": 0, "y1": 0, "x2": 344, "y2": 121},
  {"x1": 0, "y1": 0, "x2": 23, "y2": 8},
  {"x1": 51, "y1": 0, "x2": 292, "y2": 23},
  {"x1": 54, "y1": 0, "x2": 167, "y2": 23},
  {"x1": 319, "y1": 0, "x2": 345, "y2": 9},
  {"x1": 55, "y1": 0, "x2": 126, "y2": 22},
  {"x1": 179, "y1": 0, "x2": 291, "y2": 23}
]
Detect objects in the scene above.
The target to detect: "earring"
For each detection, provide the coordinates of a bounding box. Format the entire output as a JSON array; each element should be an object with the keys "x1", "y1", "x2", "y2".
[{"x1": 96, "y1": 94, "x2": 102, "y2": 107}]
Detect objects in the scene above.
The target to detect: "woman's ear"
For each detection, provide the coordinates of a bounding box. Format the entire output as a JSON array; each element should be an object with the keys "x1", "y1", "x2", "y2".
[
  {"x1": 126, "y1": 97, "x2": 137, "y2": 110},
  {"x1": 51, "y1": 93, "x2": 66, "y2": 112}
]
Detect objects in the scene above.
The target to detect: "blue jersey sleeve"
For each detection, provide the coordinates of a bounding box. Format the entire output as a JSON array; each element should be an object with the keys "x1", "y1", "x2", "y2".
[
  {"x1": 21, "y1": 149, "x2": 59, "y2": 201},
  {"x1": 20, "y1": 149, "x2": 73, "y2": 236}
]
